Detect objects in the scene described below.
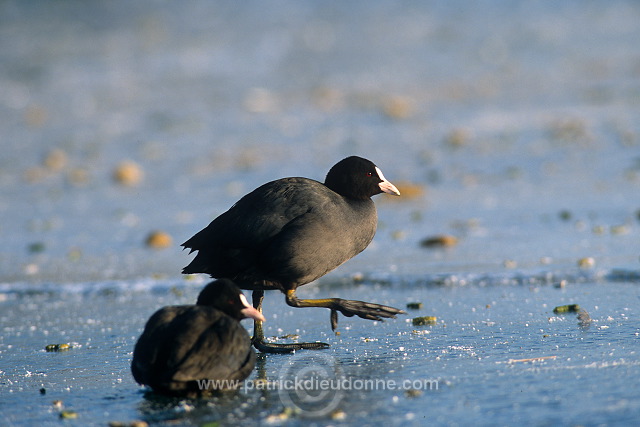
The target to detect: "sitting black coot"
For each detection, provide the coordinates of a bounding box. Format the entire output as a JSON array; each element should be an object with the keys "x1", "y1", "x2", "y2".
[
  {"x1": 131, "y1": 279, "x2": 264, "y2": 396},
  {"x1": 182, "y1": 156, "x2": 405, "y2": 353}
]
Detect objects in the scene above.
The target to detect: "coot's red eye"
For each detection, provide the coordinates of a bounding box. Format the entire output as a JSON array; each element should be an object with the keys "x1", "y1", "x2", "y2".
[{"x1": 365, "y1": 172, "x2": 372, "y2": 177}]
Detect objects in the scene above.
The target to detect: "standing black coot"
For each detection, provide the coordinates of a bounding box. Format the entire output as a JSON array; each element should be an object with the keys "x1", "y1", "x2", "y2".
[
  {"x1": 182, "y1": 156, "x2": 405, "y2": 353},
  {"x1": 131, "y1": 279, "x2": 264, "y2": 396}
]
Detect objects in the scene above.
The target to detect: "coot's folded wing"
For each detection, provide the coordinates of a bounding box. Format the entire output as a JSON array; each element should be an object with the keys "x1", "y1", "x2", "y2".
[
  {"x1": 131, "y1": 306, "x2": 186, "y2": 386},
  {"x1": 169, "y1": 314, "x2": 255, "y2": 384},
  {"x1": 182, "y1": 178, "x2": 329, "y2": 277}
]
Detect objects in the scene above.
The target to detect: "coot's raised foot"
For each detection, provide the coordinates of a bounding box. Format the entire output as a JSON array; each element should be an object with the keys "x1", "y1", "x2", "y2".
[
  {"x1": 285, "y1": 289, "x2": 406, "y2": 331},
  {"x1": 252, "y1": 337, "x2": 330, "y2": 353}
]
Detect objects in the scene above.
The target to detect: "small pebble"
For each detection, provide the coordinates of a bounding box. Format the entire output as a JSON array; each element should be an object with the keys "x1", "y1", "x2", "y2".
[
  {"x1": 278, "y1": 334, "x2": 300, "y2": 340},
  {"x1": 550, "y1": 118, "x2": 589, "y2": 142},
  {"x1": 24, "y1": 263, "x2": 40, "y2": 275},
  {"x1": 391, "y1": 230, "x2": 406, "y2": 240},
  {"x1": 40, "y1": 388, "x2": 46, "y2": 395},
  {"x1": 351, "y1": 272, "x2": 364, "y2": 282},
  {"x1": 420, "y1": 235, "x2": 458, "y2": 248},
  {"x1": 25, "y1": 105, "x2": 48, "y2": 127},
  {"x1": 312, "y1": 87, "x2": 345, "y2": 111},
  {"x1": 404, "y1": 389, "x2": 423, "y2": 398},
  {"x1": 28, "y1": 242, "x2": 46, "y2": 254},
  {"x1": 244, "y1": 87, "x2": 279, "y2": 113},
  {"x1": 610, "y1": 225, "x2": 629, "y2": 235},
  {"x1": 412, "y1": 316, "x2": 437, "y2": 326},
  {"x1": 108, "y1": 422, "x2": 148, "y2": 427},
  {"x1": 391, "y1": 182, "x2": 424, "y2": 199},
  {"x1": 43, "y1": 149, "x2": 67, "y2": 172},
  {"x1": 558, "y1": 210, "x2": 572, "y2": 221},
  {"x1": 52, "y1": 400, "x2": 63, "y2": 409},
  {"x1": 577, "y1": 257, "x2": 595, "y2": 268},
  {"x1": 169, "y1": 287, "x2": 183, "y2": 297},
  {"x1": 331, "y1": 409, "x2": 347, "y2": 420},
  {"x1": 67, "y1": 168, "x2": 91, "y2": 186},
  {"x1": 23, "y1": 166, "x2": 48, "y2": 183},
  {"x1": 445, "y1": 128, "x2": 471, "y2": 148},
  {"x1": 503, "y1": 259, "x2": 517, "y2": 269},
  {"x1": 553, "y1": 280, "x2": 567, "y2": 289},
  {"x1": 113, "y1": 161, "x2": 143, "y2": 186},
  {"x1": 406, "y1": 302, "x2": 423, "y2": 310},
  {"x1": 67, "y1": 248, "x2": 83, "y2": 262},
  {"x1": 506, "y1": 166, "x2": 522, "y2": 179},
  {"x1": 382, "y1": 95, "x2": 414, "y2": 119},
  {"x1": 265, "y1": 407, "x2": 295, "y2": 423},
  {"x1": 145, "y1": 231, "x2": 172, "y2": 249}
]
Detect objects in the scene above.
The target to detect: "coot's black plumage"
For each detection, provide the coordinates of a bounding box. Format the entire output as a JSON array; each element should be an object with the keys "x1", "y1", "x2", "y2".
[
  {"x1": 131, "y1": 279, "x2": 264, "y2": 396},
  {"x1": 182, "y1": 156, "x2": 404, "y2": 352}
]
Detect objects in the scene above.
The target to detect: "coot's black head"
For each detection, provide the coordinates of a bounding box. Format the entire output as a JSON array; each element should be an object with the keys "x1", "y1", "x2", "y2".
[
  {"x1": 324, "y1": 156, "x2": 401, "y2": 200},
  {"x1": 196, "y1": 279, "x2": 265, "y2": 322}
]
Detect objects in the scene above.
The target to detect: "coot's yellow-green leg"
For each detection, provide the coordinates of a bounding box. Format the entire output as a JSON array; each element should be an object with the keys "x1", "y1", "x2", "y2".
[{"x1": 285, "y1": 289, "x2": 406, "y2": 331}]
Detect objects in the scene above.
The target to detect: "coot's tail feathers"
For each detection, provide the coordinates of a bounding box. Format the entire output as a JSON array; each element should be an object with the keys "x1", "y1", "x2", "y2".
[
  {"x1": 181, "y1": 236, "x2": 201, "y2": 255},
  {"x1": 181, "y1": 252, "x2": 210, "y2": 275},
  {"x1": 181, "y1": 221, "x2": 216, "y2": 252},
  {"x1": 181, "y1": 227, "x2": 216, "y2": 272},
  {"x1": 180, "y1": 243, "x2": 197, "y2": 255}
]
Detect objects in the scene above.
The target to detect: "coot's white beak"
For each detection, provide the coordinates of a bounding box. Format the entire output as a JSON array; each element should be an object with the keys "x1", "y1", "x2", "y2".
[
  {"x1": 239, "y1": 293, "x2": 266, "y2": 322},
  {"x1": 376, "y1": 167, "x2": 401, "y2": 196}
]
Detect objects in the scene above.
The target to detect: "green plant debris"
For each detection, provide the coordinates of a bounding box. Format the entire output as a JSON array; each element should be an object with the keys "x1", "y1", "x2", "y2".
[
  {"x1": 553, "y1": 304, "x2": 581, "y2": 314},
  {"x1": 59, "y1": 410, "x2": 78, "y2": 419},
  {"x1": 45, "y1": 343, "x2": 71, "y2": 352},
  {"x1": 412, "y1": 316, "x2": 437, "y2": 326}
]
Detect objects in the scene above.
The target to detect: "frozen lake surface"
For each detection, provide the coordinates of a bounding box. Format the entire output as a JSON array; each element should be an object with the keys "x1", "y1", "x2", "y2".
[
  {"x1": 1, "y1": 0, "x2": 640, "y2": 425},
  {"x1": 1, "y1": 274, "x2": 640, "y2": 426}
]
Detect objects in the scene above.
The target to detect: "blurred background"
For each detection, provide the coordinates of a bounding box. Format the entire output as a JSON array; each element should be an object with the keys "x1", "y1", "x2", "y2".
[{"x1": 1, "y1": 0, "x2": 639, "y2": 284}]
